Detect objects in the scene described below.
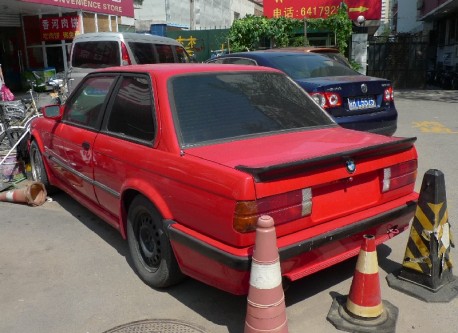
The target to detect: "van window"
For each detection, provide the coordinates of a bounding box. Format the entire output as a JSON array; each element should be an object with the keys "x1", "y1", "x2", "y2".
[
  {"x1": 72, "y1": 41, "x2": 120, "y2": 68},
  {"x1": 175, "y1": 46, "x2": 190, "y2": 63},
  {"x1": 156, "y1": 44, "x2": 175, "y2": 63},
  {"x1": 128, "y1": 42, "x2": 157, "y2": 64}
]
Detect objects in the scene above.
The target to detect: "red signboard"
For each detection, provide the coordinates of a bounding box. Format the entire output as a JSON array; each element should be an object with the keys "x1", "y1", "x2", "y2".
[
  {"x1": 21, "y1": 0, "x2": 134, "y2": 17},
  {"x1": 40, "y1": 16, "x2": 82, "y2": 41},
  {"x1": 264, "y1": 0, "x2": 381, "y2": 21}
]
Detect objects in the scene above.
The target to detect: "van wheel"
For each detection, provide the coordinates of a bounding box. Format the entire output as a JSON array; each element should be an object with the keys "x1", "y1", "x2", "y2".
[{"x1": 127, "y1": 195, "x2": 184, "y2": 288}]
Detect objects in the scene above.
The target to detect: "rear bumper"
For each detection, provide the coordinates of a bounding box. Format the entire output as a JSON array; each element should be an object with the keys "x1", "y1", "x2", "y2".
[{"x1": 168, "y1": 199, "x2": 416, "y2": 295}]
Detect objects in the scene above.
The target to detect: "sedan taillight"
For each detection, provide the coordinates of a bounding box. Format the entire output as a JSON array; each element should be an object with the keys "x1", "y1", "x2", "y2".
[
  {"x1": 310, "y1": 92, "x2": 342, "y2": 109},
  {"x1": 233, "y1": 188, "x2": 312, "y2": 233},
  {"x1": 383, "y1": 87, "x2": 394, "y2": 102},
  {"x1": 382, "y1": 160, "x2": 417, "y2": 192}
]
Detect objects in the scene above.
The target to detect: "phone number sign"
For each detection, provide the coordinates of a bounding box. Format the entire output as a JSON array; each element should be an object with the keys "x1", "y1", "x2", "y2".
[{"x1": 264, "y1": 0, "x2": 381, "y2": 21}]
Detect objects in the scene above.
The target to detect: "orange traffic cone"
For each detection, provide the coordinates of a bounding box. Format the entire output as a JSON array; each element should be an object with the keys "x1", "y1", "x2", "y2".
[
  {"x1": 244, "y1": 215, "x2": 288, "y2": 333},
  {"x1": 346, "y1": 234, "x2": 383, "y2": 318},
  {"x1": 327, "y1": 234, "x2": 398, "y2": 332},
  {"x1": 0, "y1": 182, "x2": 47, "y2": 206}
]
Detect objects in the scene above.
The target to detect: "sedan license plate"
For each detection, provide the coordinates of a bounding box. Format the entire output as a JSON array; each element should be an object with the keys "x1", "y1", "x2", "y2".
[{"x1": 348, "y1": 97, "x2": 376, "y2": 111}]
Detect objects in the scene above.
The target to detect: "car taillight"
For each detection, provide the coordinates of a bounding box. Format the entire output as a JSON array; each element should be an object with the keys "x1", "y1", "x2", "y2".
[
  {"x1": 382, "y1": 160, "x2": 417, "y2": 192},
  {"x1": 121, "y1": 42, "x2": 132, "y2": 65},
  {"x1": 383, "y1": 87, "x2": 394, "y2": 102},
  {"x1": 233, "y1": 188, "x2": 312, "y2": 233},
  {"x1": 310, "y1": 92, "x2": 342, "y2": 109}
]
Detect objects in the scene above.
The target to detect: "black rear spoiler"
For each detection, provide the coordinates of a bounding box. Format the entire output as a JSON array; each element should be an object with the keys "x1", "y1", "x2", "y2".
[{"x1": 235, "y1": 137, "x2": 417, "y2": 182}]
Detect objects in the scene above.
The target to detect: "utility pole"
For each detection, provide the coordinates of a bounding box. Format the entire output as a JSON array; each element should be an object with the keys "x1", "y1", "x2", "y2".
[
  {"x1": 304, "y1": 18, "x2": 308, "y2": 46},
  {"x1": 190, "y1": 0, "x2": 195, "y2": 30}
]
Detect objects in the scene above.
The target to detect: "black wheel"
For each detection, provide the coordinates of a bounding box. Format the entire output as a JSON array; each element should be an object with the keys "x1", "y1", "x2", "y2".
[
  {"x1": 29, "y1": 140, "x2": 56, "y2": 193},
  {"x1": 127, "y1": 195, "x2": 184, "y2": 288}
]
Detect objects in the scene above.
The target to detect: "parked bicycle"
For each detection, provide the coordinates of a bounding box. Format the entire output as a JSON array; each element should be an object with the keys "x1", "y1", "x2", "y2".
[{"x1": 0, "y1": 73, "x2": 42, "y2": 156}]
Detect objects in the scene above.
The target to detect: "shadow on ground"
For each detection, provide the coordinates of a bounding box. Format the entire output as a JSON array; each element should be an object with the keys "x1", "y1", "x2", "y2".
[{"x1": 46, "y1": 191, "x2": 402, "y2": 333}]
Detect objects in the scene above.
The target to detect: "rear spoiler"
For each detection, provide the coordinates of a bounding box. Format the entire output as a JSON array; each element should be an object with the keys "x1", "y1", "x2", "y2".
[{"x1": 236, "y1": 137, "x2": 417, "y2": 182}]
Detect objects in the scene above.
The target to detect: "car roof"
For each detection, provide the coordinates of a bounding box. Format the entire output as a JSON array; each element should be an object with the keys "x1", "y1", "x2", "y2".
[
  {"x1": 263, "y1": 47, "x2": 341, "y2": 54},
  {"x1": 72, "y1": 32, "x2": 182, "y2": 45},
  {"x1": 215, "y1": 51, "x2": 328, "y2": 60},
  {"x1": 94, "y1": 63, "x2": 283, "y2": 75}
]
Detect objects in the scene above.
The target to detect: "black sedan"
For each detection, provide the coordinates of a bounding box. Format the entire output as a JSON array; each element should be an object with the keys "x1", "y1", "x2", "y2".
[{"x1": 206, "y1": 50, "x2": 397, "y2": 136}]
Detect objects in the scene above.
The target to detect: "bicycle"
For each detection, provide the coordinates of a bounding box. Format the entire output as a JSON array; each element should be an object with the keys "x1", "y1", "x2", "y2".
[{"x1": 0, "y1": 74, "x2": 43, "y2": 165}]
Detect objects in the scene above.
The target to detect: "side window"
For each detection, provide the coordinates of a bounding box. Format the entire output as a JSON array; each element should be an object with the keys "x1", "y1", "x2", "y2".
[
  {"x1": 174, "y1": 46, "x2": 190, "y2": 63},
  {"x1": 64, "y1": 76, "x2": 116, "y2": 129},
  {"x1": 106, "y1": 75, "x2": 155, "y2": 142},
  {"x1": 128, "y1": 42, "x2": 157, "y2": 64},
  {"x1": 155, "y1": 44, "x2": 175, "y2": 63},
  {"x1": 71, "y1": 41, "x2": 120, "y2": 68}
]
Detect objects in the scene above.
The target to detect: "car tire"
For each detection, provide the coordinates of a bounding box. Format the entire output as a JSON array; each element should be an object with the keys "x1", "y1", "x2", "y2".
[
  {"x1": 30, "y1": 140, "x2": 56, "y2": 193},
  {"x1": 127, "y1": 195, "x2": 184, "y2": 288}
]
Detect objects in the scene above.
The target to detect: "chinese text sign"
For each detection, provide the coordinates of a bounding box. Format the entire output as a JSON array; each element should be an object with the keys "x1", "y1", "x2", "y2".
[
  {"x1": 40, "y1": 16, "x2": 81, "y2": 41},
  {"x1": 264, "y1": 0, "x2": 381, "y2": 21}
]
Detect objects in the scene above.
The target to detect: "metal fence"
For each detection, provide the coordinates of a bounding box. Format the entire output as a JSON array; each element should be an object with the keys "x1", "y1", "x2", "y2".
[{"x1": 367, "y1": 35, "x2": 431, "y2": 89}]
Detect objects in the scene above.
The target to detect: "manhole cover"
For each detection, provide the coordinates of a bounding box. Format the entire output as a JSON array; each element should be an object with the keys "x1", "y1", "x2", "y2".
[{"x1": 103, "y1": 319, "x2": 207, "y2": 333}]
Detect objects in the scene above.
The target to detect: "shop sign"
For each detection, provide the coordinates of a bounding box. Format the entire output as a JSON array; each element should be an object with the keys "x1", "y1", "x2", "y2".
[
  {"x1": 263, "y1": 0, "x2": 381, "y2": 21},
  {"x1": 20, "y1": 0, "x2": 134, "y2": 18},
  {"x1": 40, "y1": 16, "x2": 82, "y2": 41}
]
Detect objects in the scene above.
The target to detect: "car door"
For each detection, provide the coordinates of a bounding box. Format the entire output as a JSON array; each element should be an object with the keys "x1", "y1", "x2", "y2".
[
  {"x1": 47, "y1": 74, "x2": 118, "y2": 203},
  {"x1": 92, "y1": 74, "x2": 156, "y2": 218}
]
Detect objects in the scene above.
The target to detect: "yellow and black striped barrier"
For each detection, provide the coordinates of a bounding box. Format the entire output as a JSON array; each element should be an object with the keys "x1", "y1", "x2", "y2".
[{"x1": 387, "y1": 169, "x2": 458, "y2": 302}]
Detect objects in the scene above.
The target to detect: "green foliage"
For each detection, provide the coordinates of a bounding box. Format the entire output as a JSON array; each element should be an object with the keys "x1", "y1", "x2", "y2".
[{"x1": 227, "y1": 6, "x2": 352, "y2": 54}]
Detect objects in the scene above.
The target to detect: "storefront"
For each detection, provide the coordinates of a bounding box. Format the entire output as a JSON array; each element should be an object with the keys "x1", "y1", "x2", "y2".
[{"x1": 0, "y1": 0, "x2": 134, "y2": 91}]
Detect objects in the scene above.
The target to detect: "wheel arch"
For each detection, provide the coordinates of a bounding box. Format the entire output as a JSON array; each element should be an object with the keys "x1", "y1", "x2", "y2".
[{"x1": 120, "y1": 185, "x2": 174, "y2": 239}]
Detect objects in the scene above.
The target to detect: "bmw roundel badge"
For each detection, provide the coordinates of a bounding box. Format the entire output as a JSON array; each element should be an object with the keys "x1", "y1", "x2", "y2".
[
  {"x1": 361, "y1": 84, "x2": 368, "y2": 94},
  {"x1": 346, "y1": 159, "x2": 356, "y2": 174}
]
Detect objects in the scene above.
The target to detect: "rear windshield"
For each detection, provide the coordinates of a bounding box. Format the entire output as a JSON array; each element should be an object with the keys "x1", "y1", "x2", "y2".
[
  {"x1": 71, "y1": 41, "x2": 119, "y2": 68},
  {"x1": 269, "y1": 54, "x2": 359, "y2": 79},
  {"x1": 128, "y1": 42, "x2": 191, "y2": 64},
  {"x1": 170, "y1": 72, "x2": 335, "y2": 147}
]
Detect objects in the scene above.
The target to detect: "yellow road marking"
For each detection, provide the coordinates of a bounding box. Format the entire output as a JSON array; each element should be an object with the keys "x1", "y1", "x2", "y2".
[{"x1": 413, "y1": 121, "x2": 458, "y2": 133}]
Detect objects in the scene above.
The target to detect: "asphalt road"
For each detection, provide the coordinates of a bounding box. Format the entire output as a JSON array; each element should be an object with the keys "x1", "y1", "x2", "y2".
[{"x1": 1, "y1": 89, "x2": 457, "y2": 333}]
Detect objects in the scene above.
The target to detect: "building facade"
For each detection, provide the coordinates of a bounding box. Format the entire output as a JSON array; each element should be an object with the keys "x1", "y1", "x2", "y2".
[
  {"x1": 0, "y1": 0, "x2": 133, "y2": 90},
  {"x1": 134, "y1": 0, "x2": 262, "y2": 32},
  {"x1": 418, "y1": 0, "x2": 458, "y2": 71}
]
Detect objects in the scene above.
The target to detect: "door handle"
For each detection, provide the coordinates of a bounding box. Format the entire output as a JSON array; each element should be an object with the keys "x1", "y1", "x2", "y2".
[{"x1": 82, "y1": 141, "x2": 90, "y2": 150}]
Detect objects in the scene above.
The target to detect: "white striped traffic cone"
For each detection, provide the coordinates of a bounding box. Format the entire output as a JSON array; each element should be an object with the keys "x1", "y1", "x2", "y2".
[
  {"x1": 244, "y1": 215, "x2": 288, "y2": 333},
  {"x1": 327, "y1": 234, "x2": 399, "y2": 332}
]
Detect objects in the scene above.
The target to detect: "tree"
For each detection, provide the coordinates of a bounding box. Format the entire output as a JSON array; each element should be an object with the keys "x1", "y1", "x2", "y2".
[{"x1": 227, "y1": 6, "x2": 352, "y2": 54}]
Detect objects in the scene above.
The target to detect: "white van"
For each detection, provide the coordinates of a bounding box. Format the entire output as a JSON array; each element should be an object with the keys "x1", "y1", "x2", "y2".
[{"x1": 66, "y1": 32, "x2": 191, "y2": 93}]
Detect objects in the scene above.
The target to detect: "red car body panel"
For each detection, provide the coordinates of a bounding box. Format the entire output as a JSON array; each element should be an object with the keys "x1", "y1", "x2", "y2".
[{"x1": 29, "y1": 64, "x2": 418, "y2": 295}]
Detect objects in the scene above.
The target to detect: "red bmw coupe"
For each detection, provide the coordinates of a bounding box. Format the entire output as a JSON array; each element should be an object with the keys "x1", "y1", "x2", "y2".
[{"x1": 29, "y1": 64, "x2": 418, "y2": 294}]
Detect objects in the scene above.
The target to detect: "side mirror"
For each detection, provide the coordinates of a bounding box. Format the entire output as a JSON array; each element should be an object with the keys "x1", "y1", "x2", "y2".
[{"x1": 42, "y1": 105, "x2": 63, "y2": 120}]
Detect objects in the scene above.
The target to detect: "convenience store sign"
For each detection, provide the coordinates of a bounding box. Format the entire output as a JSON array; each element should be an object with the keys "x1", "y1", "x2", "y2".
[
  {"x1": 21, "y1": 0, "x2": 134, "y2": 17},
  {"x1": 263, "y1": 0, "x2": 381, "y2": 21}
]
